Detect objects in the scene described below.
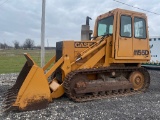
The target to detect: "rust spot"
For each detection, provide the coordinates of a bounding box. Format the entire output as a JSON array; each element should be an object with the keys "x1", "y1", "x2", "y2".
[{"x1": 76, "y1": 82, "x2": 86, "y2": 88}]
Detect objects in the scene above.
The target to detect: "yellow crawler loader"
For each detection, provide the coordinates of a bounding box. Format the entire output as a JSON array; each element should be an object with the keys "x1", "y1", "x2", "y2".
[{"x1": 2, "y1": 8, "x2": 151, "y2": 112}]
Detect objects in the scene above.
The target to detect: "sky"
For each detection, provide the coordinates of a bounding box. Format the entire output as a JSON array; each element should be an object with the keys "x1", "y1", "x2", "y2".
[{"x1": 0, "y1": 0, "x2": 160, "y2": 47}]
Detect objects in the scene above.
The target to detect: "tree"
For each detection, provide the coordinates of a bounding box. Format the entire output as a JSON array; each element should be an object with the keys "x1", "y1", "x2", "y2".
[
  {"x1": 0, "y1": 43, "x2": 8, "y2": 49},
  {"x1": 13, "y1": 40, "x2": 20, "y2": 49},
  {"x1": 23, "y1": 38, "x2": 34, "y2": 49}
]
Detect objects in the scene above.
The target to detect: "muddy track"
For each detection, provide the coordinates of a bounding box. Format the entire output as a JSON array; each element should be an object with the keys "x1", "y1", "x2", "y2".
[{"x1": 63, "y1": 67, "x2": 150, "y2": 102}]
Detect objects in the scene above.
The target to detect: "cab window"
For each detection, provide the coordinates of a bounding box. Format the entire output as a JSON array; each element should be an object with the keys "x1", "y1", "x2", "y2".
[
  {"x1": 120, "y1": 15, "x2": 132, "y2": 37},
  {"x1": 134, "y1": 17, "x2": 146, "y2": 39},
  {"x1": 97, "y1": 16, "x2": 114, "y2": 36}
]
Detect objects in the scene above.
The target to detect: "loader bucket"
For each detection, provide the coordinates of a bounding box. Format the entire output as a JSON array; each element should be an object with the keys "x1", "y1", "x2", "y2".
[{"x1": 2, "y1": 53, "x2": 51, "y2": 112}]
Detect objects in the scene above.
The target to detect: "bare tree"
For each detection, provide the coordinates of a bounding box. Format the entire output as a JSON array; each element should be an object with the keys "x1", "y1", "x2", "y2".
[
  {"x1": 23, "y1": 38, "x2": 34, "y2": 49},
  {"x1": 0, "y1": 43, "x2": 8, "y2": 49},
  {"x1": 13, "y1": 40, "x2": 20, "y2": 49}
]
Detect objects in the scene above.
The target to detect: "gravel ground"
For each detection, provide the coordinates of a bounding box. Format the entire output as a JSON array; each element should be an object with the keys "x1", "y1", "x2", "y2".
[{"x1": 0, "y1": 70, "x2": 160, "y2": 120}]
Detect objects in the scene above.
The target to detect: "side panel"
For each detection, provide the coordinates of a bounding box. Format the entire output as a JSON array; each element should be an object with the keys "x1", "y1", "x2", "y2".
[
  {"x1": 63, "y1": 40, "x2": 103, "y2": 70},
  {"x1": 118, "y1": 37, "x2": 133, "y2": 57},
  {"x1": 63, "y1": 41, "x2": 75, "y2": 62}
]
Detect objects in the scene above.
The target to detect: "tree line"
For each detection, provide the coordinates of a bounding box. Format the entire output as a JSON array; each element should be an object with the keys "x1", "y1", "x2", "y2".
[
  {"x1": 0, "y1": 38, "x2": 35, "y2": 49},
  {"x1": 13, "y1": 38, "x2": 34, "y2": 49}
]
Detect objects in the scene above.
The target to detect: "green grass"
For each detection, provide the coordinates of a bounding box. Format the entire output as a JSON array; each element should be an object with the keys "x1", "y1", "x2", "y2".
[{"x1": 0, "y1": 49, "x2": 55, "y2": 74}]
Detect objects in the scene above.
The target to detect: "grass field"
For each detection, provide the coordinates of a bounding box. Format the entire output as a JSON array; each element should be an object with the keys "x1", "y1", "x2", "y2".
[{"x1": 0, "y1": 49, "x2": 55, "y2": 74}]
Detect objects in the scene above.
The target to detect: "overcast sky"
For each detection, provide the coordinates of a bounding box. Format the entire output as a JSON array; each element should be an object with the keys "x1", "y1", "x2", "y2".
[{"x1": 0, "y1": 0, "x2": 160, "y2": 47}]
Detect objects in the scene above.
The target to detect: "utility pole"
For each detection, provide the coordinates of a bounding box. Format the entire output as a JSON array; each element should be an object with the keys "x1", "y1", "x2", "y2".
[{"x1": 41, "y1": 0, "x2": 46, "y2": 67}]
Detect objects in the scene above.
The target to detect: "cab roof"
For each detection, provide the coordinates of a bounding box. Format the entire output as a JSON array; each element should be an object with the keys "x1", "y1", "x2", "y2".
[{"x1": 97, "y1": 8, "x2": 147, "y2": 20}]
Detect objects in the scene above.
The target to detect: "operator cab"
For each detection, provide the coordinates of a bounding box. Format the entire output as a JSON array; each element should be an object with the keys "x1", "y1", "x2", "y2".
[{"x1": 93, "y1": 8, "x2": 150, "y2": 62}]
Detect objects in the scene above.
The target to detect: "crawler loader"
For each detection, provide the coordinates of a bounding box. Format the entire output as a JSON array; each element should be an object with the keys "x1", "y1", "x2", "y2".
[{"x1": 2, "y1": 8, "x2": 151, "y2": 112}]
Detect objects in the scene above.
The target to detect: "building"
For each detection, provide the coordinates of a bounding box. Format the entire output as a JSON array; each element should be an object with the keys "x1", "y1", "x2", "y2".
[{"x1": 149, "y1": 36, "x2": 160, "y2": 64}]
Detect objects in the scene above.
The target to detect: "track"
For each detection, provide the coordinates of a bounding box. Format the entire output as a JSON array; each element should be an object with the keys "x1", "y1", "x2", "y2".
[{"x1": 63, "y1": 67, "x2": 150, "y2": 102}]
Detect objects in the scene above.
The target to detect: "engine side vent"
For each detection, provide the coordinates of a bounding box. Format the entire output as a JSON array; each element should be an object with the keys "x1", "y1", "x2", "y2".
[
  {"x1": 56, "y1": 41, "x2": 63, "y2": 61},
  {"x1": 55, "y1": 41, "x2": 63, "y2": 83}
]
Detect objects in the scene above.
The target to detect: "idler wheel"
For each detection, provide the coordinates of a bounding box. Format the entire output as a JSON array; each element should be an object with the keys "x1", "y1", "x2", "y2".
[{"x1": 129, "y1": 71, "x2": 145, "y2": 91}]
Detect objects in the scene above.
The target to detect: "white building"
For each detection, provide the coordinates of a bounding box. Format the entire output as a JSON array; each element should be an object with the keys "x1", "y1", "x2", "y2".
[{"x1": 149, "y1": 36, "x2": 160, "y2": 64}]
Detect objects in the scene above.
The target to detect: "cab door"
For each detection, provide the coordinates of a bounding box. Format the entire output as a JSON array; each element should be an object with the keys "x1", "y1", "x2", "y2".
[
  {"x1": 133, "y1": 16, "x2": 149, "y2": 59},
  {"x1": 117, "y1": 15, "x2": 133, "y2": 57}
]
